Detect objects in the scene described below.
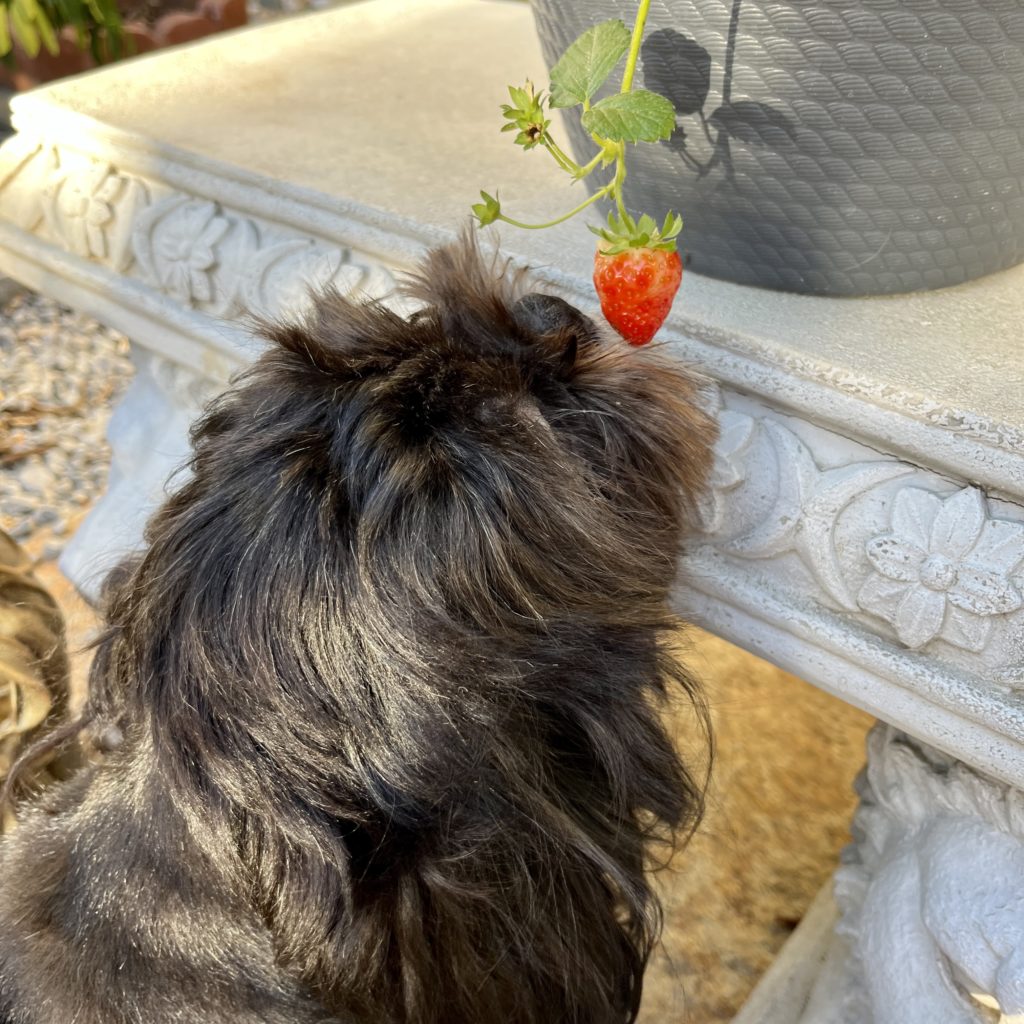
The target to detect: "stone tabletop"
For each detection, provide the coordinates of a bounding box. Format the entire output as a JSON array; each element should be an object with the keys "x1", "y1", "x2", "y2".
[{"x1": 12, "y1": 0, "x2": 1024, "y2": 495}]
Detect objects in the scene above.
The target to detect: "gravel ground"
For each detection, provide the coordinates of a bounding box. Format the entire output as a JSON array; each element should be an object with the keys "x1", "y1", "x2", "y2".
[{"x1": 0, "y1": 289, "x2": 134, "y2": 557}]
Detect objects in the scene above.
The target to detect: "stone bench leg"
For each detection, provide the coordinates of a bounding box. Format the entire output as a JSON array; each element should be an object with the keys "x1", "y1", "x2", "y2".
[
  {"x1": 59, "y1": 348, "x2": 222, "y2": 601},
  {"x1": 742, "y1": 723, "x2": 1024, "y2": 1024}
]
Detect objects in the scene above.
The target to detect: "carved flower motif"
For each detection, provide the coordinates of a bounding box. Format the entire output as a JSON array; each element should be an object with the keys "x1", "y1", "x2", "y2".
[
  {"x1": 134, "y1": 198, "x2": 231, "y2": 305},
  {"x1": 858, "y1": 487, "x2": 1024, "y2": 651},
  {"x1": 698, "y1": 409, "x2": 755, "y2": 534},
  {"x1": 44, "y1": 163, "x2": 126, "y2": 261},
  {"x1": 153, "y1": 200, "x2": 229, "y2": 304}
]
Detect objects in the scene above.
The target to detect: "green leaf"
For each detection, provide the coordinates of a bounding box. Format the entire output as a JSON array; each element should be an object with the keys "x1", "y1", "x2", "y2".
[
  {"x1": 661, "y1": 212, "x2": 683, "y2": 239},
  {"x1": 472, "y1": 190, "x2": 501, "y2": 227},
  {"x1": 581, "y1": 90, "x2": 676, "y2": 143},
  {"x1": 0, "y1": 11, "x2": 11, "y2": 55},
  {"x1": 507, "y1": 85, "x2": 531, "y2": 109},
  {"x1": 636, "y1": 213, "x2": 657, "y2": 237},
  {"x1": 10, "y1": 3, "x2": 40, "y2": 57},
  {"x1": 549, "y1": 19, "x2": 630, "y2": 108},
  {"x1": 34, "y1": 12, "x2": 58, "y2": 54},
  {"x1": 588, "y1": 206, "x2": 682, "y2": 253},
  {"x1": 22, "y1": 0, "x2": 58, "y2": 55}
]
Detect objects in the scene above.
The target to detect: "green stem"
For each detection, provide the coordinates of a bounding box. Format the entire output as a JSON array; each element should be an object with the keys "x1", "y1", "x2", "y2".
[
  {"x1": 612, "y1": 149, "x2": 629, "y2": 224},
  {"x1": 620, "y1": 0, "x2": 651, "y2": 93},
  {"x1": 573, "y1": 148, "x2": 606, "y2": 181},
  {"x1": 496, "y1": 186, "x2": 611, "y2": 230},
  {"x1": 598, "y1": 0, "x2": 650, "y2": 231},
  {"x1": 543, "y1": 137, "x2": 581, "y2": 176}
]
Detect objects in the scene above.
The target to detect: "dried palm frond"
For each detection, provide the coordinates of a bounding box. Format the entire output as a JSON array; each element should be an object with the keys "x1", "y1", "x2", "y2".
[{"x1": 0, "y1": 529, "x2": 71, "y2": 832}]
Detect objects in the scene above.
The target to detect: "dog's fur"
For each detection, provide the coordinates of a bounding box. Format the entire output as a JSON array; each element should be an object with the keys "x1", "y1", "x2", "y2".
[{"x1": 0, "y1": 236, "x2": 716, "y2": 1024}]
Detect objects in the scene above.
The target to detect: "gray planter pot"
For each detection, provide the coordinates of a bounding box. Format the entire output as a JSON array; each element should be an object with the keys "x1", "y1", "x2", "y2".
[{"x1": 531, "y1": 0, "x2": 1024, "y2": 296}]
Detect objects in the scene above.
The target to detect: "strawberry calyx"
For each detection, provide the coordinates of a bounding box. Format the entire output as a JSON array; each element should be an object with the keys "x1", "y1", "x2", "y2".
[
  {"x1": 589, "y1": 210, "x2": 683, "y2": 256},
  {"x1": 500, "y1": 82, "x2": 551, "y2": 152}
]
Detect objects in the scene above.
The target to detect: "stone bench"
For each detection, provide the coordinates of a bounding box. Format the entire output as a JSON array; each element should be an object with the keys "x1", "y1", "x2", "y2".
[{"x1": 0, "y1": 1, "x2": 1022, "y2": 1020}]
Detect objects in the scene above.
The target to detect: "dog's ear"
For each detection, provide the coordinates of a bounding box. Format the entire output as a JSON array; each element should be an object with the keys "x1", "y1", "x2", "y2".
[{"x1": 510, "y1": 293, "x2": 605, "y2": 377}]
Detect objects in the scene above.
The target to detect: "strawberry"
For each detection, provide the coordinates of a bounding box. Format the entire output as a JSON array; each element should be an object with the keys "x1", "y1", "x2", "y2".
[{"x1": 590, "y1": 212, "x2": 683, "y2": 346}]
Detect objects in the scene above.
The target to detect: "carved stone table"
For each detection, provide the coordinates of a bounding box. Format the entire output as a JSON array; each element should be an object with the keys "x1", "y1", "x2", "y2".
[{"x1": 0, "y1": 1, "x2": 1022, "y2": 1020}]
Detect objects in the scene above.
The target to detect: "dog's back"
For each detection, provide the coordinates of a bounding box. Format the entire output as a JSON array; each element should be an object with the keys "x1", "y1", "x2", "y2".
[{"x1": 0, "y1": 236, "x2": 715, "y2": 1024}]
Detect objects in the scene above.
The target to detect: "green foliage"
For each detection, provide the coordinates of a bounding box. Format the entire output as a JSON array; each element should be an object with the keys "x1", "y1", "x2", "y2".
[
  {"x1": 475, "y1": 0, "x2": 683, "y2": 251},
  {"x1": 471, "y1": 190, "x2": 501, "y2": 227},
  {"x1": 1, "y1": 0, "x2": 124, "y2": 62},
  {"x1": 580, "y1": 89, "x2": 676, "y2": 144},
  {"x1": 548, "y1": 18, "x2": 629, "y2": 108},
  {"x1": 589, "y1": 210, "x2": 682, "y2": 255}
]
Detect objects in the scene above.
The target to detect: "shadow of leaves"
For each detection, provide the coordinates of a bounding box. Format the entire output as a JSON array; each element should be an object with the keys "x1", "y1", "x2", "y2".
[
  {"x1": 641, "y1": 28, "x2": 711, "y2": 116},
  {"x1": 640, "y1": 24, "x2": 801, "y2": 176},
  {"x1": 708, "y1": 101, "x2": 799, "y2": 150}
]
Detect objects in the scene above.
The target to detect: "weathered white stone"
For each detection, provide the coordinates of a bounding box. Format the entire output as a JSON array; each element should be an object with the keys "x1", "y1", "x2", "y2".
[
  {"x1": 0, "y1": 1, "x2": 1021, "y2": 1019},
  {"x1": 739, "y1": 727, "x2": 1024, "y2": 1023},
  {"x1": 812, "y1": 725, "x2": 1024, "y2": 1024}
]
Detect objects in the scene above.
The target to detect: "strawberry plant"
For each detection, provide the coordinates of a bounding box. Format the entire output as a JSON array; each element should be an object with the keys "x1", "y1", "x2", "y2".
[{"x1": 473, "y1": 0, "x2": 684, "y2": 345}]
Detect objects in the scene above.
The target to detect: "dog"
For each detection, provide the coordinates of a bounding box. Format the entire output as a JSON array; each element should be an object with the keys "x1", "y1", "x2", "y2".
[{"x1": 0, "y1": 234, "x2": 716, "y2": 1024}]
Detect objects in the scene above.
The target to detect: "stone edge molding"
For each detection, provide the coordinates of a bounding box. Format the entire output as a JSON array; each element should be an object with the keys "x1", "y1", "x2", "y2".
[
  {"x1": 4, "y1": 109, "x2": 1024, "y2": 493},
  {"x1": 1, "y1": 131, "x2": 1024, "y2": 782},
  {"x1": 699, "y1": 396, "x2": 1024, "y2": 682},
  {"x1": 0, "y1": 135, "x2": 405, "y2": 336}
]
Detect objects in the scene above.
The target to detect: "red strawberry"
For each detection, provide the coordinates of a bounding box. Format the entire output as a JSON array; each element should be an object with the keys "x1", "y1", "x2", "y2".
[{"x1": 590, "y1": 211, "x2": 684, "y2": 346}]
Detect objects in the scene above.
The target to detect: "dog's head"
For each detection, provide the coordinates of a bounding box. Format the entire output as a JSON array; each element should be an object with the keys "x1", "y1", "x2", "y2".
[{"x1": 202, "y1": 232, "x2": 714, "y2": 633}]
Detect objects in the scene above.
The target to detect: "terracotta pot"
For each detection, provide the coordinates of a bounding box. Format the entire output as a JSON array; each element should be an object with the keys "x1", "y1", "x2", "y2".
[
  {"x1": 532, "y1": 0, "x2": 1024, "y2": 297},
  {"x1": 3, "y1": 0, "x2": 246, "y2": 91}
]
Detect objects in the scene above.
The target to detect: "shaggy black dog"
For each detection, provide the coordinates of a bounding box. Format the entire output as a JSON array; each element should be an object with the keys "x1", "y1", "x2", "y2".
[{"x1": 0, "y1": 236, "x2": 716, "y2": 1024}]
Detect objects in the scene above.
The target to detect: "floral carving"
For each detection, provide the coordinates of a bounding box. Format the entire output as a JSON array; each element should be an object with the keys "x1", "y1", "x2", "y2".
[
  {"x1": 0, "y1": 144, "x2": 400, "y2": 318},
  {"x1": 39, "y1": 159, "x2": 149, "y2": 271},
  {"x1": 859, "y1": 487, "x2": 1024, "y2": 651},
  {"x1": 55, "y1": 165, "x2": 121, "y2": 258},
  {"x1": 242, "y1": 240, "x2": 396, "y2": 320},
  {"x1": 130, "y1": 193, "x2": 395, "y2": 317},
  {"x1": 722, "y1": 418, "x2": 912, "y2": 610},
  {"x1": 133, "y1": 196, "x2": 232, "y2": 305},
  {"x1": 698, "y1": 408, "x2": 755, "y2": 534}
]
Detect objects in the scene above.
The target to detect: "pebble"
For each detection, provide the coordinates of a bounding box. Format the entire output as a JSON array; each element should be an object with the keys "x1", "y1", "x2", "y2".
[
  {"x1": 0, "y1": 288, "x2": 133, "y2": 557},
  {"x1": 16, "y1": 461, "x2": 50, "y2": 495}
]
